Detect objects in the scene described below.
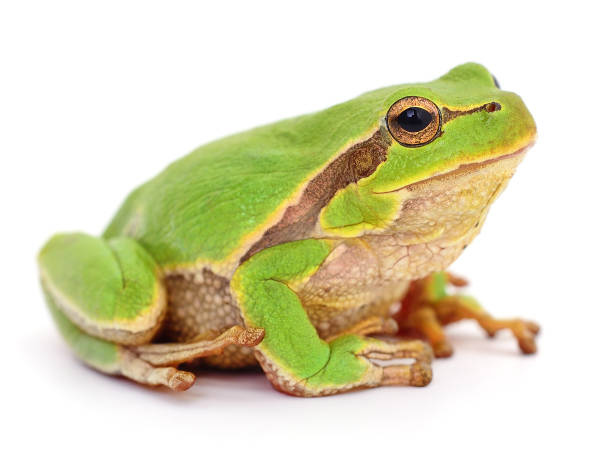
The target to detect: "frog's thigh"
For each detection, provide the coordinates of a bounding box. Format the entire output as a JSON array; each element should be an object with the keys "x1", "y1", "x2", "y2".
[
  {"x1": 39, "y1": 233, "x2": 167, "y2": 345},
  {"x1": 45, "y1": 290, "x2": 263, "y2": 390},
  {"x1": 39, "y1": 233, "x2": 265, "y2": 390},
  {"x1": 231, "y1": 239, "x2": 433, "y2": 397}
]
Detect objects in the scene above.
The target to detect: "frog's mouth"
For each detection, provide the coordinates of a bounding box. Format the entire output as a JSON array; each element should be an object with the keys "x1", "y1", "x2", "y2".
[{"x1": 378, "y1": 141, "x2": 533, "y2": 194}]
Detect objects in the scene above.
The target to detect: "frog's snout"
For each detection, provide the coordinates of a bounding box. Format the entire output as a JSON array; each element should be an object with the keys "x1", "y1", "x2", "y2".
[{"x1": 485, "y1": 102, "x2": 502, "y2": 113}]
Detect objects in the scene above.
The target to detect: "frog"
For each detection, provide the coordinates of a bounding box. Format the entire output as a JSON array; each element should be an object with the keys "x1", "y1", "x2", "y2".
[{"x1": 38, "y1": 62, "x2": 539, "y2": 397}]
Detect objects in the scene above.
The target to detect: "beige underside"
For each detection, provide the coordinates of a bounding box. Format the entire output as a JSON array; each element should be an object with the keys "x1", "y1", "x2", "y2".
[{"x1": 159, "y1": 151, "x2": 525, "y2": 368}]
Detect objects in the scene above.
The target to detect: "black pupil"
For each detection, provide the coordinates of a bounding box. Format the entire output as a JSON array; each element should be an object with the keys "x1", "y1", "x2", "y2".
[{"x1": 397, "y1": 107, "x2": 432, "y2": 132}]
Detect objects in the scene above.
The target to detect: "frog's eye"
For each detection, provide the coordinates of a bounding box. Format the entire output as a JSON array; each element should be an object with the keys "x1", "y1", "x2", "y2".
[{"x1": 386, "y1": 96, "x2": 441, "y2": 147}]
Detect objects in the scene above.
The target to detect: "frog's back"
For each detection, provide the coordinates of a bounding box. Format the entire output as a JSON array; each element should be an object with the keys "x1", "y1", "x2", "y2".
[{"x1": 103, "y1": 91, "x2": 392, "y2": 274}]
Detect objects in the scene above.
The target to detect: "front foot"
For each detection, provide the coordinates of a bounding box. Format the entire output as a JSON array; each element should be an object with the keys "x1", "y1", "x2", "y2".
[
  {"x1": 431, "y1": 338, "x2": 454, "y2": 358},
  {"x1": 260, "y1": 335, "x2": 433, "y2": 397},
  {"x1": 396, "y1": 272, "x2": 541, "y2": 357},
  {"x1": 360, "y1": 338, "x2": 433, "y2": 387},
  {"x1": 434, "y1": 296, "x2": 540, "y2": 355},
  {"x1": 476, "y1": 316, "x2": 540, "y2": 354}
]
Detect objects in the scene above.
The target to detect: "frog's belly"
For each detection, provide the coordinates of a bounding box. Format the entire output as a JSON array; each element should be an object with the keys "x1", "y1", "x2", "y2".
[
  {"x1": 160, "y1": 269, "x2": 258, "y2": 369},
  {"x1": 296, "y1": 241, "x2": 409, "y2": 339},
  {"x1": 298, "y1": 230, "x2": 473, "y2": 338}
]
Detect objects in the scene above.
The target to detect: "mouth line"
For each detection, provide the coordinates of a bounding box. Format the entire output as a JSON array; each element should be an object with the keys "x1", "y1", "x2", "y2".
[{"x1": 375, "y1": 141, "x2": 534, "y2": 194}]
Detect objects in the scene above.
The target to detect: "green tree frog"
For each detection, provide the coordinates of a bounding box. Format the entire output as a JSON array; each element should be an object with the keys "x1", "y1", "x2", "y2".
[{"x1": 38, "y1": 63, "x2": 539, "y2": 397}]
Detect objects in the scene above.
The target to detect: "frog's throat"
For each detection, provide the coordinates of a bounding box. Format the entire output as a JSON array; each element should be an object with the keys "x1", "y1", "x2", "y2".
[{"x1": 361, "y1": 145, "x2": 529, "y2": 279}]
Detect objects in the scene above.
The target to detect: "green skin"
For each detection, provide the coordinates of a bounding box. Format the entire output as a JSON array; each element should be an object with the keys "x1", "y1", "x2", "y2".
[{"x1": 39, "y1": 63, "x2": 536, "y2": 395}]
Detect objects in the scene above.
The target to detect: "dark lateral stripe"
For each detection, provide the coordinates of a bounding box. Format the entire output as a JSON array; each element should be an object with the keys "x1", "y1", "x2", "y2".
[
  {"x1": 442, "y1": 102, "x2": 501, "y2": 123},
  {"x1": 242, "y1": 129, "x2": 391, "y2": 262}
]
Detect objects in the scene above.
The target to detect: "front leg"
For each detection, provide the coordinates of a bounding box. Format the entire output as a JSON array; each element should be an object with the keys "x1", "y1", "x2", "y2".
[
  {"x1": 231, "y1": 239, "x2": 433, "y2": 397},
  {"x1": 396, "y1": 272, "x2": 540, "y2": 357}
]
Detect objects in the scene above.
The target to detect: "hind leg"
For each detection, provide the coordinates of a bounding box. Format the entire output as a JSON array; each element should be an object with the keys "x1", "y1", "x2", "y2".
[
  {"x1": 39, "y1": 232, "x2": 264, "y2": 390},
  {"x1": 45, "y1": 292, "x2": 263, "y2": 390}
]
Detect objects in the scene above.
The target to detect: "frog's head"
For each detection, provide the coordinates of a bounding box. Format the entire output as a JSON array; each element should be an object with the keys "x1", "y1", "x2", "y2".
[
  {"x1": 364, "y1": 62, "x2": 536, "y2": 192},
  {"x1": 320, "y1": 63, "x2": 536, "y2": 262}
]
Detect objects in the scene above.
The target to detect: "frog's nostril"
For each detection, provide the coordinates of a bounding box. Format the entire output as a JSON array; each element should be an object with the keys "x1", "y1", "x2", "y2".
[{"x1": 485, "y1": 102, "x2": 501, "y2": 113}]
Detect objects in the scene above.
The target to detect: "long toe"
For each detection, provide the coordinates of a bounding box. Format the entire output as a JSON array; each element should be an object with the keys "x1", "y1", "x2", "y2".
[{"x1": 381, "y1": 362, "x2": 433, "y2": 387}]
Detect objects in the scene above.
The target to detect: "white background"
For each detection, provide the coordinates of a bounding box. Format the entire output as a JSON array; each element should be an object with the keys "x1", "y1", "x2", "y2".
[{"x1": 1, "y1": 1, "x2": 610, "y2": 451}]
